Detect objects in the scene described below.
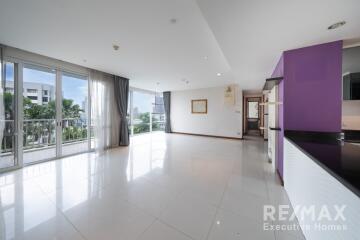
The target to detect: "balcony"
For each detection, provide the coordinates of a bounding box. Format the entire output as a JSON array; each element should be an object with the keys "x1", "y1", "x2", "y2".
[
  {"x1": 131, "y1": 113, "x2": 165, "y2": 135},
  {"x1": 132, "y1": 121, "x2": 165, "y2": 135},
  {"x1": 0, "y1": 118, "x2": 92, "y2": 168}
]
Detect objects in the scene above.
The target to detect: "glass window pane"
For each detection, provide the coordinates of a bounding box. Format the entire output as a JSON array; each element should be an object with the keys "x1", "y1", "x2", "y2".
[
  {"x1": 152, "y1": 94, "x2": 165, "y2": 131},
  {"x1": 248, "y1": 101, "x2": 259, "y2": 118},
  {"x1": 132, "y1": 91, "x2": 151, "y2": 135},
  {"x1": 61, "y1": 72, "x2": 89, "y2": 156},
  {"x1": 1, "y1": 62, "x2": 16, "y2": 169},
  {"x1": 129, "y1": 91, "x2": 166, "y2": 135},
  {"x1": 23, "y1": 65, "x2": 56, "y2": 164}
]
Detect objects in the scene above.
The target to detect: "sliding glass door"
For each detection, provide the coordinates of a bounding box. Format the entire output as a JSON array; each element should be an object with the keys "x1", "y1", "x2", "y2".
[
  {"x1": 0, "y1": 49, "x2": 91, "y2": 171},
  {"x1": 61, "y1": 72, "x2": 89, "y2": 156},
  {"x1": 21, "y1": 66, "x2": 90, "y2": 164}
]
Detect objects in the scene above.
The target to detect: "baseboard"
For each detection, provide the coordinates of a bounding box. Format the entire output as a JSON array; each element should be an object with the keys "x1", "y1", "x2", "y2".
[
  {"x1": 276, "y1": 169, "x2": 284, "y2": 186},
  {"x1": 171, "y1": 131, "x2": 243, "y2": 140}
]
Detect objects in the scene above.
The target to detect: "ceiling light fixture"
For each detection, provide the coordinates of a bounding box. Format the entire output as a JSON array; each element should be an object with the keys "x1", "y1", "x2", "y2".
[
  {"x1": 217, "y1": 73, "x2": 222, "y2": 76},
  {"x1": 328, "y1": 21, "x2": 346, "y2": 30},
  {"x1": 113, "y1": 44, "x2": 120, "y2": 51},
  {"x1": 170, "y1": 18, "x2": 177, "y2": 24},
  {"x1": 203, "y1": 56, "x2": 208, "y2": 60}
]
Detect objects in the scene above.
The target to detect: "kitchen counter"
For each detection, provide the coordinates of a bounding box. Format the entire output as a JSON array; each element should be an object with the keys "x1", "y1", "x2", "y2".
[
  {"x1": 283, "y1": 131, "x2": 360, "y2": 240},
  {"x1": 285, "y1": 130, "x2": 360, "y2": 198}
]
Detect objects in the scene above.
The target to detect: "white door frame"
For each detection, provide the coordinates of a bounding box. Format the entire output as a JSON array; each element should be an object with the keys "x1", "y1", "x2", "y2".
[
  {"x1": 55, "y1": 69, "x2": 62, "y2": 157},
  {"x1": 268, "y1": 85, "x2": 278, "y2": 171},
  {"x1": 16, "y1": 62, "x2": 24, "y2": 168}
]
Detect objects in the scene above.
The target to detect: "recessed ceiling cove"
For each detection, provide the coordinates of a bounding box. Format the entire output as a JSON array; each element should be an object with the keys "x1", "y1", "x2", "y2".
[
  {"x1": 196, "y1": 0, "x2": 360, "y2": 90},
  {"x1": 0, "y1": 0, "x2": 359, "y2": 91}
]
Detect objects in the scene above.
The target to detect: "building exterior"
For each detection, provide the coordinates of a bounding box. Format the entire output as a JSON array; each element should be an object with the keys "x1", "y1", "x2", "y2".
[
  {"x1": 153, "y1": 95, "x2": 165, "y2": 124},
  {"x1": 5, "y1": 81, "x2": 55, "y2": 105},
  {"x1": 153, "y1": 95, "x2": 165, "y2": 114}
]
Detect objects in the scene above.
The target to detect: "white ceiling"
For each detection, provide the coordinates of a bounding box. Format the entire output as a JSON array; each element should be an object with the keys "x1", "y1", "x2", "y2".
[{"x1": 0, "y1": 0, "x2": 360, "y2": 91}]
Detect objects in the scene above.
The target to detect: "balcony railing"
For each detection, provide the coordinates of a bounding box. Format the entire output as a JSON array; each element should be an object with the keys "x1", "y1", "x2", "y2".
[
  {"x1": 1, "y1": 118, "x2": 90, "y2": 154},
  {"x1": 132, "y1": 121, "x2": 165, "y2": 135},
  {"x1": 61, "y1": 118, "x2": 89, "y2": 144},
  {"x1": 1, "y1": 120, "x2": 15, "y2": 154},
  {"x1": 23, "y1": 119, "x2": 56, "y2": 150}
]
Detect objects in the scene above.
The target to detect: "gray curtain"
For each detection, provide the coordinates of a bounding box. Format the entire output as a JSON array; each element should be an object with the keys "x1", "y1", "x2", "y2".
[
  {"x1": 163, "y1": 91, "x2": 171, "y2": 133},
  {"x1": 114, "y1": 76, "x2": 130, "y2": 146}
]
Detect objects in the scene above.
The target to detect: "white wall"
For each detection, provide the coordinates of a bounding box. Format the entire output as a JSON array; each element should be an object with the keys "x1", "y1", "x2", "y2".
[{"x1": 171, "y1": 86, "x2": 242, "y2": 138}]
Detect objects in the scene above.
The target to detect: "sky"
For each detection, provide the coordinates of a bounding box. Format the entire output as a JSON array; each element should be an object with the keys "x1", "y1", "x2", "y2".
[
  {"x1": 133, "y1": 91, "x2": 152, "y2": 113},
  {"x1": 5, "y1": 64, "x2": 87, "y2": 107}
]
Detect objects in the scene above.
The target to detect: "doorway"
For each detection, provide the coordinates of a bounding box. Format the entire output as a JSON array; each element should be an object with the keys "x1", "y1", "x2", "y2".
[{"x1": 243, "y1": 97, "x2": 262, "y2": 136}]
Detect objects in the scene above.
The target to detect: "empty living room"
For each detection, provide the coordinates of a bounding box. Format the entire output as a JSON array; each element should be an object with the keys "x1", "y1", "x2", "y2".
[{"x1": 0, "y1": 0, "x2": 360, "y2": 240}]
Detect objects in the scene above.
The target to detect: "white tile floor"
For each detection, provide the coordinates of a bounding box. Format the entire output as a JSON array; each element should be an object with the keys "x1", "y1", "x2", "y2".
[{"x1": 0, "y1": 132, "x2": 305, "y2": 240}]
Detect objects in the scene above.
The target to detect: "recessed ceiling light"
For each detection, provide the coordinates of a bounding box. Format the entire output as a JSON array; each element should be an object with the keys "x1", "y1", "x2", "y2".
[
  {"x1": 217, "y1": 73, "x2": 222, "y2": 76},
  {"x1": 328, "y1": 21, "x2": 346, "y2": 30},
  {"x1": 170, "y1": 18, "x2": 177, "y2": 24},
  {"x1": 113, "y1": 44, "x2": 120, "y2": 51},
  {"x1": 203, "y1": 56, "x2": 208, "y2": 60}
]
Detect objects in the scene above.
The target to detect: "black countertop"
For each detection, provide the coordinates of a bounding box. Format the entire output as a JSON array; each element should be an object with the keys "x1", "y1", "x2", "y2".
[{"x1": 284, "y1": 130, "x2": 360, "y2": 198}]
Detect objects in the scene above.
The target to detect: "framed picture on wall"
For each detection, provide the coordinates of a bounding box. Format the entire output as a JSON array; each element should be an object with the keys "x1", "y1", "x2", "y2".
[{"x1": 191, "y1": 99, "x2": 207, "y2": 114}]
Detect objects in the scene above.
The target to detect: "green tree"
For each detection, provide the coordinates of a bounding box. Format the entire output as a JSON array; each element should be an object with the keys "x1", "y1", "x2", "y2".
[
  {"x1": 133, "y1": 112, "x2": 161, "y2": 134},
  {"x1": 4, "y1": 92, "x2": 14, "y2": 119},
  {"x1": 62, "y1": 99, "x2": 83, "y2": 118},
  {"x1": 23, "y1": 98, "x2": 83, "y2": 120},
  {"x1": 2, "y1": 92, "x2": 86, "y2": 151},
  {"x1": 133, "y1": 112, "x2": 150, "y2": 134}
]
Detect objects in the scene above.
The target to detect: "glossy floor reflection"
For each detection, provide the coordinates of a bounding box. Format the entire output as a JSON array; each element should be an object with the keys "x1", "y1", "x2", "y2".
[{"x1": 0, "y1": 132, "x2": 305, "y2": 240}]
